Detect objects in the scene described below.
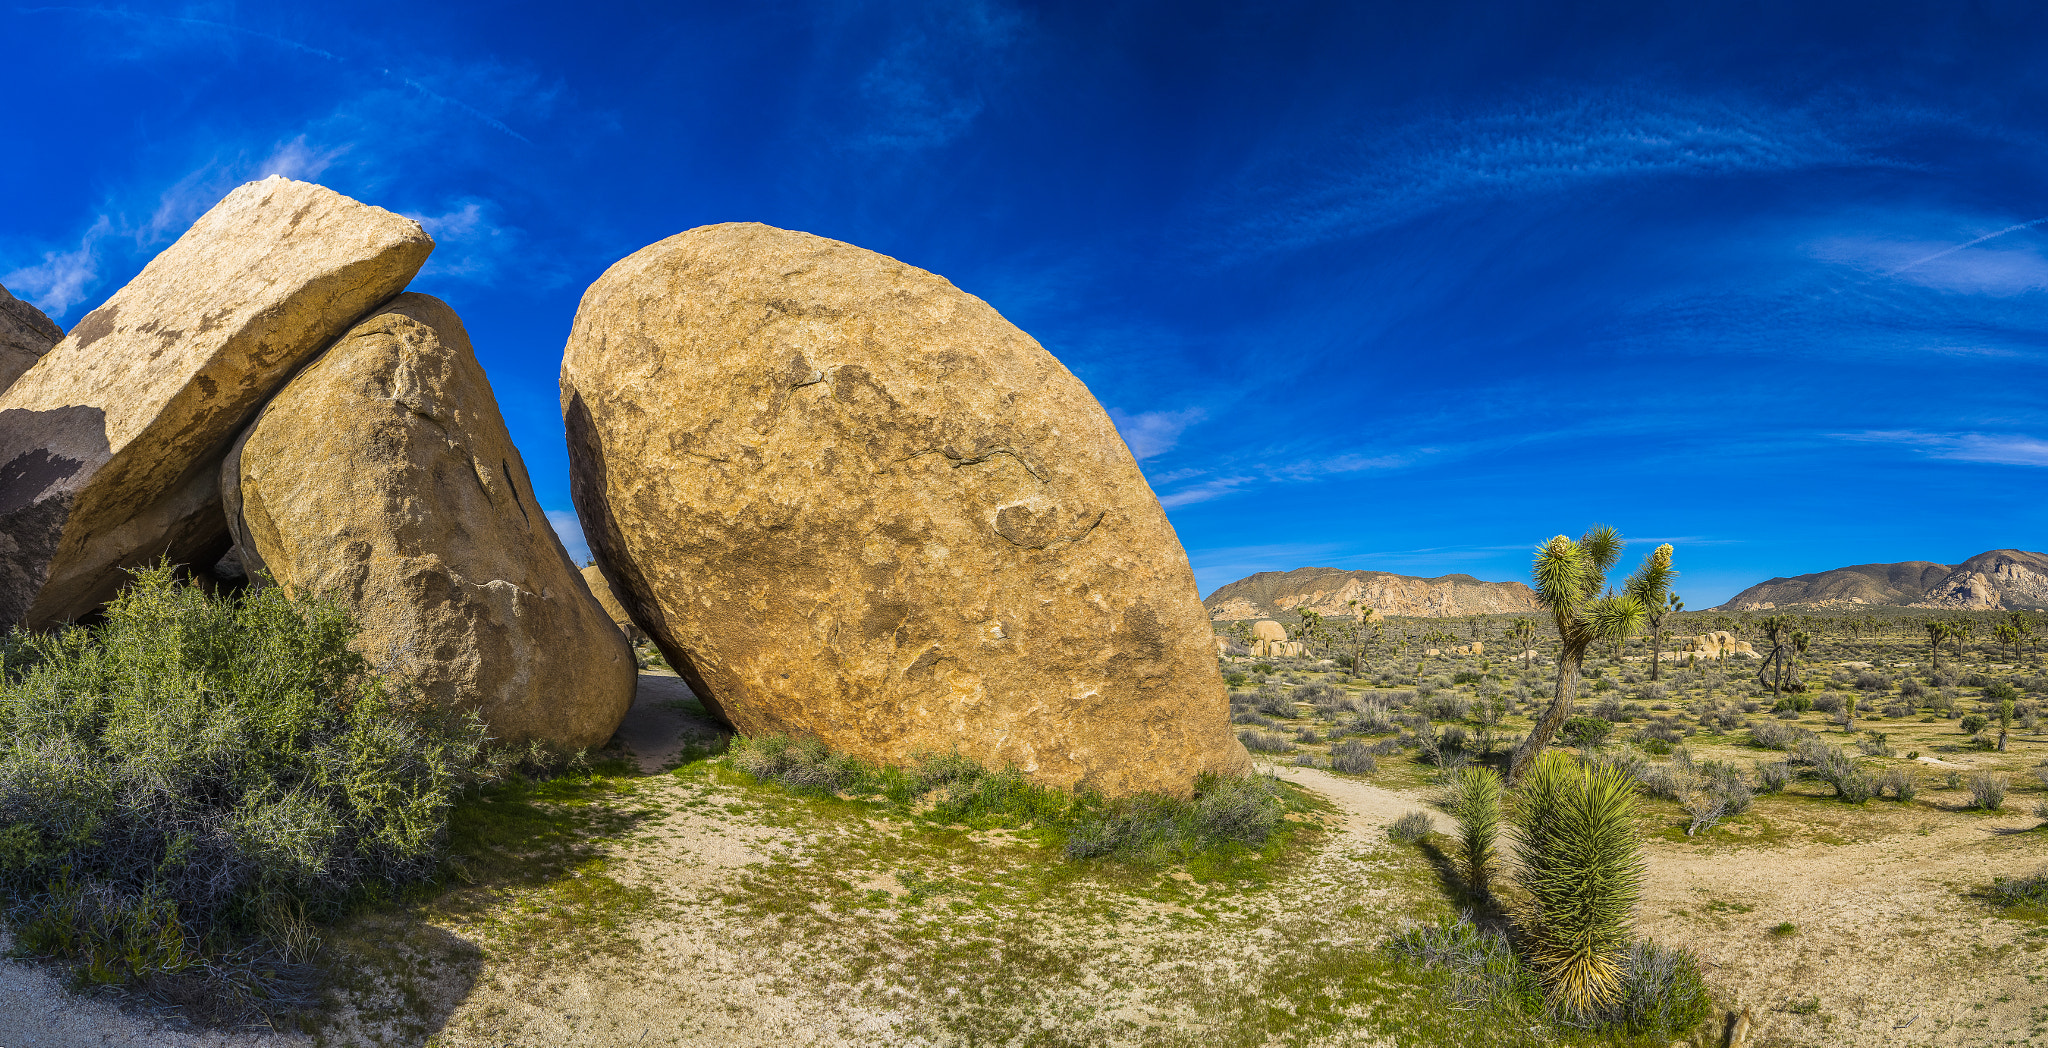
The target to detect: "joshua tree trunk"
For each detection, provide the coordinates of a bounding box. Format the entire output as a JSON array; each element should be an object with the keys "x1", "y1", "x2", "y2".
[{"x1": 1509, "y1": 635, "x2": 1590, "y2": 783}]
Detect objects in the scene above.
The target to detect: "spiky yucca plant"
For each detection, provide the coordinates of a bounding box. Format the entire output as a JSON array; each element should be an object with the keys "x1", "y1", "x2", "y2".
[
  {"x1": 1512, "y1": 750, "x2": 1646, "y2": 1015},
  {"x1": 1508, "y1": 528, "x2": 1674, "y2": 783},
  {"x1": 1454, "y1": 766, "x2": 1503, "y2": 898}
]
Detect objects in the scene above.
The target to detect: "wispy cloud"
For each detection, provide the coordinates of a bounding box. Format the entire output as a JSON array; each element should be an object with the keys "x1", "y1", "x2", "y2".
[
  {"x1": 1152, "y1": 449, "x2": 1422, "y2": 507},
  {"x1": 2, "y1": 214, "x2": 110, "y2": 317},
  {"x1": 1109, "y1": 407, "x2": 1205, "y2": 460},
  {"x1": 1840, "y1": 430, "x2": 2048, "y2": 466},
  {"x1": 1210, "y1": 88, "x2": 1910, "y2": 258},
  {"x1": 545, "y1": 509, "x2": 591, "y2": 564},
  {"x1": 405, "y1": 199, "x2": 523, "y2": 285},
  {"x1": 813, "y1": 0, "x2": 1024, "y2": 153}
]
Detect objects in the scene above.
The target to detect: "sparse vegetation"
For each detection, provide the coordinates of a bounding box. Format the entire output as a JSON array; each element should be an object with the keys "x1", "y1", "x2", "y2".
[{"x1": 0, "y1": 564, "x2": 494, "y2": 1002}]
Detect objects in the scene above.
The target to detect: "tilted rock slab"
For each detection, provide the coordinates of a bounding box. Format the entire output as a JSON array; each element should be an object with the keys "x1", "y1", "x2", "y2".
[
  {"x1": 0, "y1": 282, "x2": 63, "y2": 392},
  {"x1": 561, "y1": 223, "x2": 1250, "y2": 796},
  {"x1": 0, "y1": 177, "x2": 432, "y2": 627},
  {"x1": 225, "y1": 294, "x2": 635, "y2": 751}
]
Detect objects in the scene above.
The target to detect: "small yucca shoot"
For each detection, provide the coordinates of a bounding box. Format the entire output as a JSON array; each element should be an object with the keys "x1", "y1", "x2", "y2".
[
  {"x1": 1454, "y1": 766, "x2": 1503, "y2": 898},
  {"x1": 1512, "y1": 750, "x2": 1646, "y2": 1015}
]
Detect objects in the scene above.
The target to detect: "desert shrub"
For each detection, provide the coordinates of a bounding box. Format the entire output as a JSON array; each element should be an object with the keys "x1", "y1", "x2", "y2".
[
  {"x1": 0, "y1": 564, "x2": 490, "y2": 989},
  {"x1": 1329, "y1": 740, "x2": 1377, "y2": 775},
  {"x1": 1961, "y1": 713, "x2": 1989, "y2": 734},
  {"x1": 1231, "y1": 710, "x2": 1276, "y2": 727},
  {"x1": 1748, "y1": 719, "x2": 1814, "y2": 751},
  {"x1": 1253, "y1": 687, "x2": 1293, "y2": 718},
  {"x1": 1881, "y1": 702, "x2": 1914, "y2": 719},
  {"x1": 1294, "y1": 727, "x2": 1322, "y2": 743},
  {"x1": 1696, "y1": 704, "x2": 1743, "y2": 733},
  {"x1": 1857, "y1": 731, "x2": 1894, "y2": 757},
  {"x1": 1756, "y1": 761, "x2": 1792, "y2": 793},
  {"x1": 1969, "y1": 731, "x2": 1998, "y2": 751},
  {"x1": 1854, "y1": 670, "x2": 1888, "y2": 691},
  {"x1": 1560, "y1": 716, "x2": 1613, "y2": 749},
  {"x1": 1809, "y1": 693, "x2": 1844, "y2": 715},
  {"x1": 1968, "y1": 772, "x2": 2008, "y2": 811},
  {"x1": 1772, "y1": 694, "x2": 1813, "y2": 713},
  {"x1": 1237, "y1": 730, "x2": 1296, "y2": 754},
  {"x1": 1805, "y1": 745, "x2": 1873, "y2": 803},
  {"x1": 1418, "y1": 693, "x2": 1472, "y2": 722},
  {"x1": 1386, "y1": 918, "x2": 1709, "y2": 1036},
  {"x1": 1452, "y1": 670, "x2": 1484, "y2": 685},
  {"x1": 1388, "y1": 811, "x2": 1433, "y2": 844},
  {"x1": 1898, "y1": 678, "x2": 1927, "y2": 700},
  {"x1": 1989, "y1": 868, "x2": 2048, "y2": 910},
  {"x1": 1632, "y1": 718, "x2": 1685, "y2": 748},
  {"x1": 1513, "y1": 751, "x2": 1645, "y2": 1013},
  {"x1": 1875, "y1": 766, "x2": 1917, "y2": 801},
  {"x1": 1355, "y1": 701, "x2": 1398, "y2": 735}
]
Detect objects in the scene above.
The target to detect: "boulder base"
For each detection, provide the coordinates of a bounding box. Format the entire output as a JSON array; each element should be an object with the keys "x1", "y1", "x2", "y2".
[
  {"x1": 227, "y1": 294, "x2": 634, "y2": 751},
  {"x1": 0, "y1": 177, "x2": 432, "y2": 628},
  {"x1": 560, "y1": 222, "x2": 1249, "y2": 796}
]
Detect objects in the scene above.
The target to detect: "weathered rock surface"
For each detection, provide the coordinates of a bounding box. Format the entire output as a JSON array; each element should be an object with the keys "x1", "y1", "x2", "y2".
[
  {"x1": 582, "y1": 563, "x2": 644, "y2": 642},
  {"x1": 1205, "y1": 567, "x2": 1542, "y2": 620},
  {"x1": 0, "y1": 177, "x2": 433, "y2": 628},
  {"x1": 1718, "y1": 550, "x2": 2048, "y2": 611},
  {"x1": 226, "y1": 294, "x2": 633, "y2": 751},
  {"x1": 1243, "y1": 620, "x2": 1304, "y2": 658},
  {"x1": 560, "y1": 222, "x2": 1249, "y2": 796},
  {"x1": 1670, "y1": 631, "x2": 1758, "y2": 659},
  {"x1": 0, "y1": 283, "x2": 62, "y2": 392}
]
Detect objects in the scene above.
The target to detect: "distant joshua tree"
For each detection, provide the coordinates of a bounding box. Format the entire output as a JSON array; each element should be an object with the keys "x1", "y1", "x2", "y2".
[
  {"x1": 1507, "y1": 527, "x2": 1673, "y2": 784},
  {"x1": 1924, "y1": 620, "x2": 1951, "y2": 672},
  {"x1": 1508, "y1": 617, "x2": 1538, "y2": 670},
  {"x1": 1647, "y1": 593, "x2": 1682, "y2": 682}
]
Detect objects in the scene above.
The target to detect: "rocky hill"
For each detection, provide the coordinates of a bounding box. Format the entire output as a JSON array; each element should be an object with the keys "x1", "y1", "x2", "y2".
[
  {"x1": 1718, "y1": 549, "x2": 2048, "y2": 611},
  {"x1": 1204, "y1": 567, "x2": 1542, "y2": 620}
]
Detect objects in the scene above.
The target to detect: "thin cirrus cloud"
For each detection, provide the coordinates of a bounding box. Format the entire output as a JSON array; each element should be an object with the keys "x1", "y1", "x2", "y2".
[
  {"x1": 1108, "y1": 407, "x2": 1206, "y2": 460},
  {"x1": 1207, "y1": 88, "x2": 1900, "y2": 258},
  {"x1": 544, "y1": 510, "x2": 592, "y2": 564},
  {"x1": 1840, "y1": 430, "x2": 2048, "y2": 466},
  {"x1": 1811, "y1": 229, "x2": 2048, "y2": 297},
  {"x1": 1152, "y1": 449, "x2": 1419, "y2": 508},
  {"x1": 404, "y1": 199, "x2": 526, "y2": 285}
]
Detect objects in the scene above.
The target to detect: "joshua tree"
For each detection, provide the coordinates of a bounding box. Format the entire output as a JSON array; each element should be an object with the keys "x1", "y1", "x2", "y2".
[
  {"x1": 1952, "y1": 619, "x2": 1972, "y2": 661},
  {"x1": 1924, "y1": 620, "x2": 1951, "y2": 672},
  {"x1": 1755, "y1": 616, "x2": 1792, "y2": 700},
  {"x1": 1998, "y1": 699, "x2": 2015, "y2": 752},
  {"x1": 1509, "y1": 617, "x2": 1538, "y2": 669},
  {"x1": 1506, "y1": 528, "x2": 1671, "y2": 783},
  {"x1": 1512, "y1": 750, "x2": 1645, "y2": 1014},
  {"x1": 1791, "y1": 629, "x2": 1812, "y2": 689},
  {"x1": 1647, "y1": 593, "x2": 1682, "y2": 681}
]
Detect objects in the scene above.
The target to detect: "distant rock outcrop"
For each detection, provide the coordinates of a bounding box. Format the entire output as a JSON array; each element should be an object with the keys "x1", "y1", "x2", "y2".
[
  {"x1": 1205, "y1": 567, "x2": 1542, "y2": 620},
  {"x1": 560, "y1": 222, "x2": 1249, "y2": 796},
  {"x1": 225, "y1": 294, "x2": 634, "y2": 751},
  {"x1": 0, "y1": 282, "x2": 62, "y2": 392},
  {"x1": 1246, "y1": 619, "x2": 1304, "y2": 658},
  {"x1": 1669, "y1": 632, "x2": 1758, "y2": 660},
  {"x1": 0, "y1": 177, "x2": 433, "y2": 629},
  {"x1": 1719, "y1": 550, "x2": 2048, "y2": 611}
]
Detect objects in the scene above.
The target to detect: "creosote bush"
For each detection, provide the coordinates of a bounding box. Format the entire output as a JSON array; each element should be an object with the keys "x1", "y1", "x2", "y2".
[
  {"x1": 0, "y1": 564, "x2": 492, "y2": 991},
  {"x1": 728, "y1": 735, "x2": 1296, "y2": 867}
]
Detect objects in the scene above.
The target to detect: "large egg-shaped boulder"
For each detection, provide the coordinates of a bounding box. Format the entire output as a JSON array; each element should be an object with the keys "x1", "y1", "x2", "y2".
[
  {"x1": 560, "y1": 223, "x2": 1250, "y2": 796},
  {"x1": 226, "y1": 293, "x2": 635, "y2": 751}
]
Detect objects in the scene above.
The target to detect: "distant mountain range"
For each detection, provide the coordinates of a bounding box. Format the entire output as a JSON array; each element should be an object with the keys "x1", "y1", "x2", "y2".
[
  {"x1": 1203, "y1": 567, "x2": 1542, "y2": 620},
  {"x1": 1717, "y1": 549, "x2": 2048, "y2": 611}
]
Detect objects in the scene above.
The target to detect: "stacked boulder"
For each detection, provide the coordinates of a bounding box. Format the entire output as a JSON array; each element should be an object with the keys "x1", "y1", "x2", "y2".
[
  {"x1": 559, "y1": 222, "x2": 1249, "y2": 796},
  {"x1": 0, "y1": 178, "x2": 634, "y2": 752}
]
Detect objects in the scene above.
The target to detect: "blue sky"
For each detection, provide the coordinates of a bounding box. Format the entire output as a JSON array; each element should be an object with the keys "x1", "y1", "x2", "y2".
[{"x1": 5, "y1": 1, "x2": 2044, "y2": 607}]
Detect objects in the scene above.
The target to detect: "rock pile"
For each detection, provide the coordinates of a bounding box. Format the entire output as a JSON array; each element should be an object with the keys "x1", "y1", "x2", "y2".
[
  {"x1": 0, "y1": 197, "x2": 1251, "y2": 795},
  {"x1": 559, "y1": 222, "x2": 1248, "y2": 796},
  {"x1": 1248, "y1": 619, "x2": 1305, "y2": 658},
  {"x1": 1670, "y1": 631, "x2": 1758, "y2": 659},
  {"x1": 0, "y1": 178, "x2": 632, "y2": 752}
]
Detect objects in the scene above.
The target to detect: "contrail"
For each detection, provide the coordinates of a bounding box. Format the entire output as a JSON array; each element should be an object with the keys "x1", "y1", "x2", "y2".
[{"x1": 1885, "y1": 215, "x2": 2048, "y2": 275}]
